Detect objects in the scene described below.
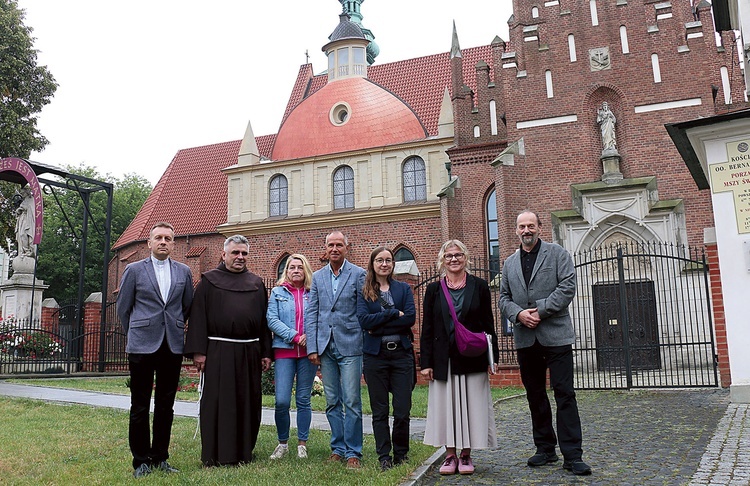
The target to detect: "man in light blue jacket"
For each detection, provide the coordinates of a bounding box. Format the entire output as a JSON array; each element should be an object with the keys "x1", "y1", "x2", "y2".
[{"x1": 305, "y1": 231, "x2": 366, "y2": 468}]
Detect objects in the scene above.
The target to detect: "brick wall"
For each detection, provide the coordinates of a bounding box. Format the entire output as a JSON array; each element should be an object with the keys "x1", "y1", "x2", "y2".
[{"x1": 447, "y1": 0, "x2": 746, "y2": 258}]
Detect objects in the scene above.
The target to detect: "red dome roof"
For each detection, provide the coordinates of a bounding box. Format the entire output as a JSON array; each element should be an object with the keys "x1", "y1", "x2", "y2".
[{"x1": 272, "y1": 77, "x2": 426, "y2": 161}]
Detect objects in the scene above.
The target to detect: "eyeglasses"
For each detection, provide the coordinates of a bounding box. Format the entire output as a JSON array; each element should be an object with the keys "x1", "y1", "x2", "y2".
[
  {"x1": 444, "y1": 253, "x2": 465, "y2": 261},
  {"x1": 374, "y1": 258, "x2": 393, "y2": 265}
]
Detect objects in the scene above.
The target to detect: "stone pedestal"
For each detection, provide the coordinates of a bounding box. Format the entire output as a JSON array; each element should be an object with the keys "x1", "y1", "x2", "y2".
[
  {"x1": 0, "y1": 256, "x2": 48, "y2": 324},
  {"x1": 601, "y1": 152, "x2": 623, "y2": 183}
]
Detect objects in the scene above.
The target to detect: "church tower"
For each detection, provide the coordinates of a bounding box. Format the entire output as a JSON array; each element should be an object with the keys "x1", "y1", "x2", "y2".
[{"x1": 339, "y1": 0, "x2": 379, "y2": 65}]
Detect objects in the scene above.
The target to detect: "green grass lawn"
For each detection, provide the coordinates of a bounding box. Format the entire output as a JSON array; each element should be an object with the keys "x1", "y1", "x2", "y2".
[
  {"x1": 0, "y1": 397, "x2": 437, "y2": 485},
  {"x1": 6, "y1": 376, "x2": 524, "y2": 418}
]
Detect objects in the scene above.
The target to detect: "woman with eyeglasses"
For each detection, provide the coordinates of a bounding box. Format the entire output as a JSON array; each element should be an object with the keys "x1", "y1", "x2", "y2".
[
  {"x1": 420, "y1": 239, "x2": 499, "y2": 476},
  {"x1": 266, "y1": 254, "x2": 317, "y2": 460},
  {"x1": 356, "y1": 246, "x2": 416, "y2": 471}
]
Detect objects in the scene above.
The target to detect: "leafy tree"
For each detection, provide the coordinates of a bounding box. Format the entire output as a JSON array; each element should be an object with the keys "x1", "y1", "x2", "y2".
[
  {"x1": 0, "y1": 0, "x2": 58, "y2": 253},
  {"x1": 0, "y1": 181, "x2": 17, "y2": 254},
  {"x1": 111, "y1": 173, "x2": 152, "y2": 242},
  {"x1": 35, "y1": 164, "x2": 152, "y2": 302},
  {"x1": 0, "y1": 0, "x2": 57, "y2": 158}
]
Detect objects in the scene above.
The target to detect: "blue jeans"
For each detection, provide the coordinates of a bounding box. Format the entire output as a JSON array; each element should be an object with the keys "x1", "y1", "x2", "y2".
[
  {"x1": 274, "y1": 357, "x2": 318, "y2": 442},
  {"x1": 320, "y1": 340, "x2": 363, "y2": 459}
]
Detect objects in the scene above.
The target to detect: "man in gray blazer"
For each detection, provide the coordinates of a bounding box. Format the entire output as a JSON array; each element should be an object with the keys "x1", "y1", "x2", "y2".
[
  {"x1": 499, "y1": 211, "x2": 591, "y2": 476},
  {"x1": 117, "y1": 222, "x2": 194, "y2": 478},
  {"x1": 305, "y1": 230, "x2": 366, "y2": 468}
]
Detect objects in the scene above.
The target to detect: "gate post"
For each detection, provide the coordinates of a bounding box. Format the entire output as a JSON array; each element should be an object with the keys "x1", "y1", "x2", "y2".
[
  {"x1": 706, "y1": 242, "x2": 730, "y2": 388},
  {"x1": 616, "y1": 247, "x2": 633, "y2": 388},
  {"x1": 82, "y1": 293, "x2": 102, "y2": 372},
  {"x1": 41, "y1": 298, "x2": 59, "y2": 333}
]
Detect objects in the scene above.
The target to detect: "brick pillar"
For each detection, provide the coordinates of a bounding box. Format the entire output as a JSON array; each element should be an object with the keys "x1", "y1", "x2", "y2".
[
  {"x1": 40, "y1": 298, "x2": 59, "y2": 333},
  {"x1": 706, "y1": 243, "x2": 730, "y2": 388},
  {"x1": 82, "y1": 293, "x2": 103, "y2": 372}
]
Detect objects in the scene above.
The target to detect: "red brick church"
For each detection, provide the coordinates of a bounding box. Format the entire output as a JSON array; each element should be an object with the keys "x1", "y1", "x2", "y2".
[{"x1": 110, "y1": 0, "x2": 745, "y2": 388}]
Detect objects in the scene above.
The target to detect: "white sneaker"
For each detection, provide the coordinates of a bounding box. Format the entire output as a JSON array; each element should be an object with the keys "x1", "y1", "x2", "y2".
[
  {"x1": 297, "y1": 445, "x2": 308, "y2": 459},
  {"x1": 270, "y1": 443, "x2": 289, "y2": 460}
]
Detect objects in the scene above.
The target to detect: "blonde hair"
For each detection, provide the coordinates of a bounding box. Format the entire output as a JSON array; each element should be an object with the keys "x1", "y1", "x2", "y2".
[
  {"x1": 436, "y1": 239, "x2": 471, "y2": 276},
  {"x1": 276, "y1": 254, "x2": 313, "y2": 290}
]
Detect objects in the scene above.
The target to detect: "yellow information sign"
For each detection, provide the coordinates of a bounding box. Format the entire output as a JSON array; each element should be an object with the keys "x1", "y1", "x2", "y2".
[{"x1": 710, "y1": 140, "x2": 750, "y2": 234}]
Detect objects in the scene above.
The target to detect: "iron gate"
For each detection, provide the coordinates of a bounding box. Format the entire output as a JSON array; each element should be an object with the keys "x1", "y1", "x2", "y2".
[
  {"x1": 412, "y1": 244, "x2": 718, "y2": 390},
  {"x1": 571, "y1": 242, "x2": 718, "y2": 389}
]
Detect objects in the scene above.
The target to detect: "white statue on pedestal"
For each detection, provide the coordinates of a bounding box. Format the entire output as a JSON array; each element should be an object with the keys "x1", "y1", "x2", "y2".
[
  {"x1": 597, "y1": 102, "x2": 617, "y2": 153},
  {"x1": 14, "y1": 186, "x2": 36, "y2": 259}
]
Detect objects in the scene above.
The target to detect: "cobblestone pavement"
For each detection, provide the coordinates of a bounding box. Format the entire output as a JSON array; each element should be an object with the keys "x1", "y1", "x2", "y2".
[
  {"x1": 417, "y1": 389, "x2": 732, "y2": 485},
  {"x1": 690, "y1": 402, "x2": 750, "y2": 486}
]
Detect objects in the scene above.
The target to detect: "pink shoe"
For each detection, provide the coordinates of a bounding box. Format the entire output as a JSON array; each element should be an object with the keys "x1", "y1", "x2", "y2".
[
  {"x1": 458, "y1": 455, "x2": 474, "y2": 475},
  {"x1": 439, "y1": 454, "x2": 458, "y2": 475}
]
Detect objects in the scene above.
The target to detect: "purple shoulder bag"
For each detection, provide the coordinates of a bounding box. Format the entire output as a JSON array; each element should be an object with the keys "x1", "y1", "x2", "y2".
[{"x1": 440, "y1": 278, "x2": 488, "y2": 357}]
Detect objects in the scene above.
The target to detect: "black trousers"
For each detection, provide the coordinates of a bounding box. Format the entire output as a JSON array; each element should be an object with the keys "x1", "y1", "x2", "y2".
[
  {"x1": 516, "y1": 340, "x2": 583, "y2": 461},
  {"x1": 363, "y1": 345, "x2": 414, "y2": 462},
  {"x1": 128, "y1": 337, "x2": 183, "y2": 469}
]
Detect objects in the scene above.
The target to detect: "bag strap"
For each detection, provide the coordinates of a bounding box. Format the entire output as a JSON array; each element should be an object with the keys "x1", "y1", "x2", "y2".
[
  {"x1": 440, "y1": 278, "x2": 461, "y2": 326},
  {"x1": 377, "y1": 292, "x2": 393, "y2": 309}
]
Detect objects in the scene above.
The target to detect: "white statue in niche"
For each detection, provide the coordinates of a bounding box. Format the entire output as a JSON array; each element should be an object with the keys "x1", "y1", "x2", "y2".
[{"x1": 597, "y1": 102, "x2": 617, "y2": 154}]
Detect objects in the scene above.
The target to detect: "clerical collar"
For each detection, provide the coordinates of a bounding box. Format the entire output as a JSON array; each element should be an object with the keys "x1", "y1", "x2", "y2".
[{"x1": 151, "y1": 256, "x2": 169, "y2": 266}]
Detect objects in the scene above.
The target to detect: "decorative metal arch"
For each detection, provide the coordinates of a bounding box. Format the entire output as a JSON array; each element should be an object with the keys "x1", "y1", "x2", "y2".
[{"x1": 1, "y1": 157, "x2": 113, "y2": 371}]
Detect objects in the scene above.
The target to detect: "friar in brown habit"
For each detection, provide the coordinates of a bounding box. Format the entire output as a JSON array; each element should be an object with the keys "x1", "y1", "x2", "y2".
[{"x1": 185, "y1": 235, "x2": 272, "y2": 466}]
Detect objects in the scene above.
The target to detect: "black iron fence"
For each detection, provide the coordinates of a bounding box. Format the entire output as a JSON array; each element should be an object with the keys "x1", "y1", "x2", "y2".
[
  {"x1": 413, "y1": 243, "x2": 718, "y2": 389},
  {"x1": 2, "y1": 243, "x2": 718, "y2": 388},
  {"x1": 0, "y1": 302, "x2": 128, "y2": 375}
]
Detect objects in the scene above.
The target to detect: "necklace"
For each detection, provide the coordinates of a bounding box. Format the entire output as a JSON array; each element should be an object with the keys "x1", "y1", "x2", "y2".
[{"x1": 445, "y1": 273, "x2": 467, "y2": 289}]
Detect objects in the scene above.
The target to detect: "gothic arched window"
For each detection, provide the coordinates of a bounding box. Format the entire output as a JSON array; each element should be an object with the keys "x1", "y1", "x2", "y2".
[
  {"x1": 394, "y1": 247, "x2": 415, "y2": 262},
  {"x1": 276, "y1": 254, "x2": 290, "y2": 280},
  {"x1": 486, "y1": 189, "x2": 500, "y2": 277}
]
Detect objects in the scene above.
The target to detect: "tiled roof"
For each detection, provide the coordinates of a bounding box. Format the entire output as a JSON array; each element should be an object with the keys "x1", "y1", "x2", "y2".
[
  {"x1": 272, "y1": 77, "x2": 426, "y2": 160},
  {"x1": 328, "y1": 15, "x2": 365, "y2": 42},
  {"x1": 279, "y1": 45, "x2": 495, "y2": 134},
  {"x1": 281, "y1": 45, "x2": 494, "y2": 137},
  {"x1": 116, "y1": 45, "x2": 496, "y2": 250},
  {"x1": 185, "y1": 246, "x2": 206, "y2": 257},
  {"x1": 114, "y1": 135, "x2": 274, "y2": 249}
]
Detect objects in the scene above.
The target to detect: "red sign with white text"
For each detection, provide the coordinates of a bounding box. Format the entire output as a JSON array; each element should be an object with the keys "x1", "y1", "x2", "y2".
[{"x1": 0, "y1": 157, "x2": 44, "y2": 244}]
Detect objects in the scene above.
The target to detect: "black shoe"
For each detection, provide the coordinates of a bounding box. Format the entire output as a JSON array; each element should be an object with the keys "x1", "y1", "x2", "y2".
[
  {"x1": 133, "y1": 463, "x2": 151, "y2": 478},
  {"x1": 154, "y1": 460, "x2": 179, "y2": 473},
  {"x1": 563, "y1": 459, "x2": 592, "y2": 476},
  {"x1": 380, "y1": 458, "x2": 393, "y2": 471},
  {"x1": 527, "y1": 451, "x2": 559, "y2": 467},
  {"x1": 394, "y1": 455, "x2": 408, "y2": 465}
]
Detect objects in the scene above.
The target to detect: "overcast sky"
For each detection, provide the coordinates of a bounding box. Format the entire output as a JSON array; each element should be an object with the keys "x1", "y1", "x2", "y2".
[{"x1": 18, "y1": 1, "x2": 513, "y2": 184}]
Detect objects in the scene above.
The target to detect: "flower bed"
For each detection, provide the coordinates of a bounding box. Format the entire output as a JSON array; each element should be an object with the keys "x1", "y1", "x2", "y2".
[{"x1": 0, "y1": 317, "x2": 64, "y2": 361}]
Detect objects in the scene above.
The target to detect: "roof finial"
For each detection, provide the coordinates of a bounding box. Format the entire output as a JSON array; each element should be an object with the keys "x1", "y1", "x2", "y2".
[
  {"x1": 338, "y1": 0, "x2": 379, "y2": 64},
  {"x1": 450, "y1": 20, "x2": 462, "y2": 59}
]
